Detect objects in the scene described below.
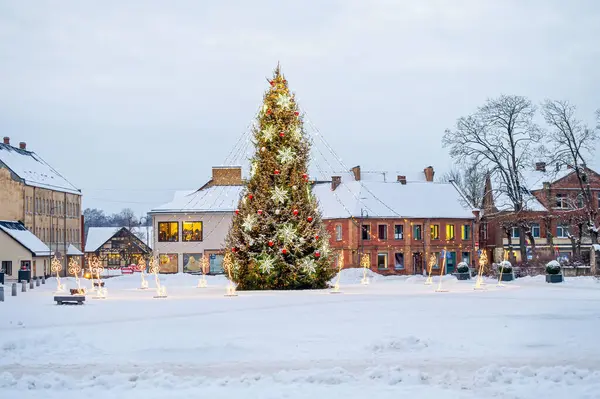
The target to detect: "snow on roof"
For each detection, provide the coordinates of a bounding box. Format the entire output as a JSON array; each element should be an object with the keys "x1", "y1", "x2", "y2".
[
  {"x1": 85, "y1": 226, "x2": 154, "y2": 253},
  {"x1": 0, "y1": 143, "x2": 80, "y2": 195},
  {"x1": 0, "y1": 221, "x2": 52, "y2": 256},
  {"x1": 150, "y1": 185, "x2": 244, "y2": 213},
  {"x1": 491, "y1": 190, "x2": 548, "y2": 212},
  {"x1": 313, "y1": 181, "x2": 475, "y2": 219},
  {"x1": 66, "y1": 243, "x2": 83, "y2": 256},
  {"x1": 525, "y1": 167, "x2": 574, "y2": 191},
  {"x1": 85, "y1": 227, "x2": 123, "y2": 252}
]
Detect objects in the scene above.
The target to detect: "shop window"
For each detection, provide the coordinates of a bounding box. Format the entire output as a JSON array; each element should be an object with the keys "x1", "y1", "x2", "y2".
[
  {"x1": 158, "y1": 222, "x2": 179, "y2": 242},
  {"x1": 107, "y1": 254, "x2": 121, "y2": 266},
  {"x1": 377, "y1": 253, "x2": 388, "y2": 269},
  {"x1": 183, "y1": 253, "x2": 204, "y2": 274},
  {"x1": 462, "y1": 252, "x2": 471, "y2": 265},
  {"x1": 430, "y1": 224, "x2": 440, "y2": 240},
  {"x1": 182, "y1": 221, "x2": 203, "y2": 242},
  {"x1": 394, "y1": 253, "x2": 404, "y2": 269},
  {"x1": 159, "y1": 253, "x2": 178, "y2": 273}
]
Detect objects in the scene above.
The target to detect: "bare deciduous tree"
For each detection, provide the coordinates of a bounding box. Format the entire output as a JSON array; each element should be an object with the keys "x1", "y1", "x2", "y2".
[
  {"x1": 441, "y1": 164, "x2": 486, "y2": 209},
  {"x1": 443, "y1": 95, "x2": 542, "y2": 261},
  {"x1": 542, "y1": 100, "x2": 599, "y2": 244}
]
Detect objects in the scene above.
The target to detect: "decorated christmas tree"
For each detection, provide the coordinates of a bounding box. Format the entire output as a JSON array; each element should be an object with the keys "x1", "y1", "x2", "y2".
[{"x1": 225, "y1": 66, "x2": 334, "y2": 290}]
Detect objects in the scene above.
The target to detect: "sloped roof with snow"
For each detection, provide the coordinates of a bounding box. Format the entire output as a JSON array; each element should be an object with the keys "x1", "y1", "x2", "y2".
[
  {"x1": 313, "y1": 181, "x2": 475, "y2": 219},
  {"x1": 150, "y1": 185, "x2": 244, "y2": 213},
  {"x1": 0, "y1": 143, "x2": 80, "y2": 194},
  {"x1": 85, "y1": 226, "x2": 154, "y2": 253},
  {"x1": 0, "y1": 221, "x2": 53, "y2": 256},
  {"x1": 66, "y1": 243, "x2": 83, "y2": 256}
]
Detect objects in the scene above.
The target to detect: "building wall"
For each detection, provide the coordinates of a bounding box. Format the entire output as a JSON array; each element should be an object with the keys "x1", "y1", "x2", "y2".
[
  {"x1": 325, "y1": 217, "x2": 477, "y2": 275},
  {"x1": 0, "y1": 168, "x2": 24, "y2": 222},
  {"x1": 0, "y1": 230, "x2": 33, "y2": 279},
  {"x1": 151, "y1": 212, "x2": 234, "y2": 273}
]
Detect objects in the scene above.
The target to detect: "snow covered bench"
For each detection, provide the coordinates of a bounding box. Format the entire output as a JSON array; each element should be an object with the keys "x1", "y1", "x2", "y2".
[{"x1": 54, "y1": 296, "x2": 85, "y2": 305}]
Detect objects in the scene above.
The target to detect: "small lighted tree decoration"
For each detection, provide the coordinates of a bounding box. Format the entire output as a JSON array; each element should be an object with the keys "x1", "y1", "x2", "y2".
[
  {"x1": 360, "y1": 253, "x2": 370, "y2": 285},
  {"x1": 425, "y1": 253, "x2": 436, "y2": 285},
  {"x1": 149, "y1": 255, "x2": 167, "y2": 298},
  {"x1": 197, "y1": 254, "x2": 208, "y2": 288},
  {"x1": 474, "y1": 250, "x2": 487, "y2": 290},
  {"x1": 224, "y1": 252, "x2": 237, "y2": 297},
  {"x1": 138, "y1": 257, "x2": 148, "y2": 290},
  {"x1": 497, "y1": 250, "x2": 509, "y2": 288},
  {"x1": 435, "y1": 249, "x2": 449, "y2": 293},
  {"x1": 330, "y1": 250, "x2": 344, "y2": 294},
  {"x1": 68, "y1": 257, "x2": 85, "y2": 294},
  {"x1": 51, "y1": 256, "x2": 66, "y2": 293},
  {"x1": 90, "y1": 256, "x2": 107, "y2": 299}
]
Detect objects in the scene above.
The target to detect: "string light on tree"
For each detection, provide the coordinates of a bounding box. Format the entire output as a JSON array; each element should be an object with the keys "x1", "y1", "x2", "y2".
[
  {"x1": 68, "y1": 257, "x2": 85, "y2": 294},
  {"x1": 474, "y1": 250, "x2": 487, "y2": 290},
  {"x1": 138, "y1": 257, "x2": 148, "y2": 290},
  {"x1": 331, "y1": 250, "x2": 344, "y2": 294},
  {"x1": 149, "y1": 255, "x2": 167, "y2": 298},
  {"x1": 425, "y1": 254, "x2": 436, "y2": 285},
  {"x1": 360, "y1": 253, "x2": 370, "y2": 285},
  {"x1": 223, "y1": 252, "x2": 238, "y2": 296},
  {"x1": 225, "y1": 65, "x2": 334, "y2": 290},
  {"x1": 197, "y1": 254, "x2": 209, "y2": 288}
]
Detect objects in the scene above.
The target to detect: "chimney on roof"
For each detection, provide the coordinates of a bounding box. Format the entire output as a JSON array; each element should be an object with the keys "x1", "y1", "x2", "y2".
[
  {"x1": 351, "y1": 165, "x2": 361, "y2": 181},
  {"x1": 331, "y1": 176, "x2": 341, "y2": 191},
  {"x1": 424, "y1": 166, "x2": 435, "y2": 182},
  {"x1": 397, "y1": 175, "x2": 407, "y2": 185},
  {"x1": 211, "y1": 166, "x2": 242, "y2": 186},
  {"x1": 2, "y1": 137, "x2": 9, "y2": 145},
  {"x1": 19, "y1": 142, "x2": 26, "y2": 150},
  {"x1": 535, "y1": 162, "x2": 546, "y2": 172}
]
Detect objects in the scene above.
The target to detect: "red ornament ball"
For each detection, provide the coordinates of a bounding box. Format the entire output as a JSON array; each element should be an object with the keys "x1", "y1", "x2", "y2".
[
  {"x1": 294, "y1": 111, "x2": 299, "y2": 116},
  {"x1": 282, "y1": 248, "x2": 287, "y2": 255},
  {"x1": 283, "y1": 79, "x2": 287, "y2": 84},
  {"x1": 302, "y1": 173, "x2": 308, "y2": 180},
  {"x1": 231, "y1": 247, "x2": 237, "y2": 253},
  {"x1": 268, "y1": 240, "x2": 274, "y2": 247},
  {"x1": 307, "y1": 216, "x2": 313, "y2": 222},
  {"x1": 274, "y1": 169, "x2": 280, "y2": 175},
  {"x1": 315, "y1": 251, "x2": 321, "y2": 258},
  {"x1": 315, "y1": 234, "x2": 319, "y2": 240},
  {"x1": 279, "y1": 132, "x2": 285, "y2": 137},
  {"x1": 257, "y1": 210, "x2": 263, "y2": 215},
  {"x1": 293, "y1": 209, "x2": 299, "y2": 216},
  {"x1": 235, "y1": 209, "x2": 239, "y2": 215},
  {"x1": 267, "y1": 109, "x2": 272, "y2": 115},
  {"x1": 248, "y1": 194, "x2": 254, "y2": 200},
  {"x1": 269, "y1": 80, "x2": 275, "y2": 86}
]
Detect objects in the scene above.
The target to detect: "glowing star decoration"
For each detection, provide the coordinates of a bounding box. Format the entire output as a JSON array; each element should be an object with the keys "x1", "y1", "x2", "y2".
[
  {"x1": 271, "y1": 186, "x2": 289, "y2": 204},
  {"x1": 360, "y1": 253, "x2": 370, "y2": 285},
  {"x1": 138, "y1": 257, "x2": 148, "y2": 290},
  {"x1": 320, "y1": 239, "x2": 331, "y2": 257},
  {"x1": 197, "y1": 254, "x2": 209, "y2": 288},
  {"x1": 276, "y1": 93, "x2": 292, "y2": 109},
  {"x1": 289, "y1": 125, "x2": 302, "y2": 141},
  {"x1": 259, "y1": 255, "x2": 276, "y2": 274},
  {"x1": 278, "y1": 223, "x2": 297, "y2": 245},
  {"x1": 242, "y1": 214, "x2": 257, "y2": 232},
  {"x1": 149, "y1": 256, "x2": 167, "y2": 298},
  {"x1": 331, "y1": 250, "x2": 344, "y2": 294},
  {"x1": 261, "y1": 125, "x2": 277, "y2": 142},
  {"x1": 51, "y1": 256, "x2": 65, "y2": 293},
  {"x1": 299, "y1": 257, "x2": 316, "y2": 275},
  {"x1": 68, "y1": 257, "x2": 84, "y2": 293},
  {"x1": 474, "y1": 251, "x2": 487, "y2": 290},
  {"x1": 426, "y1": 253, "x2": 437, "y2": 285},
  {"x1": 277, "y1": 147, "x2": 296, "y2": 164},
  {"x1": 224, "y1": 252, "x2": 238, "y2": 297}
]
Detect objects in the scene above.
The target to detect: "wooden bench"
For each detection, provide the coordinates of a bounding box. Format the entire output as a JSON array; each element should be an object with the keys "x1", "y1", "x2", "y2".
[{"x1": 54, "y1": 296, "x2": 85, "y2": 305}]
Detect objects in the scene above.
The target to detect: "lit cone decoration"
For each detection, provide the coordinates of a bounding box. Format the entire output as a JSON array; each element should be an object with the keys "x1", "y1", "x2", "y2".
[{"x1": 225, "y1": 65, "x2": 334, "y2": 290}]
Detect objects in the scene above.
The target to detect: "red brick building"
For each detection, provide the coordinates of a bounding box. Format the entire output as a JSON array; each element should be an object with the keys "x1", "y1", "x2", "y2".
[
  {"x1": 480, "y1": 162, "x2": 600, "y2": 264},
  {"x1": 313, "y1": 166, "x2": 479, "y2": 275}
]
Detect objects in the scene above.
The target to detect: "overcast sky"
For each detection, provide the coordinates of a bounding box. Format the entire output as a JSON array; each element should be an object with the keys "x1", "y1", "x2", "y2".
[{"x1": 1, "y1": 0, "x2": 599, "y2": 216}]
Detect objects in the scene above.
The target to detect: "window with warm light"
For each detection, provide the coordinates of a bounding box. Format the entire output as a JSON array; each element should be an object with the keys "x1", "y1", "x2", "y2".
[
  {"x1": 182, "y1": 221, "x2": 203, "y2": 242},
  {"x1": 446, "y1": 224, "x2": 455, "y2": 240},
  {"x1": 430, "y1": 224, "x2": 440, "y2": 240},
  {"x1": 461, "y1": 224, "x2": 471, "y2": 240},
  {"x1": 107, "y1": 253, "x2": 121, "y2": 266},
  {"x1": 158, "y1": 222, "x2": 179, "y2": 242}
]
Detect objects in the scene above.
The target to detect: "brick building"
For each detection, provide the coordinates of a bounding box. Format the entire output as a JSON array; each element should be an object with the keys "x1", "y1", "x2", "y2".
[
  {"x1": 0, "y1": 137, "x2": 82, "y2": 276},
  {"x1": 480, "y1": 162, "x2": 600, "y2": 264},
  {"x1": 313, "y1": 166, "x2": 478, "y2": 275}
]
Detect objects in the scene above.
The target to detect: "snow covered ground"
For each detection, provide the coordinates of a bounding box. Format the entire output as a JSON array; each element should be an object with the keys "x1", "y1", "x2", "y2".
[{"x1": 1, "y1": 270, "x2": 600, "y2": 399}]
